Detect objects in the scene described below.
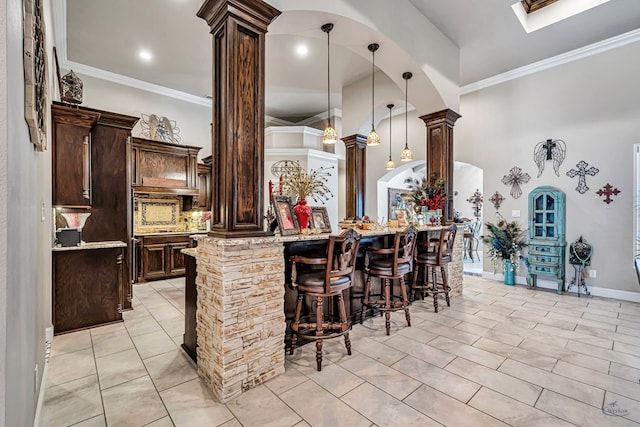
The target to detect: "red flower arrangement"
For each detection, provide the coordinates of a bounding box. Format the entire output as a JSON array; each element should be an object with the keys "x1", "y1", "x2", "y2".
[{"x1": 404, "y1": 174, "x2": 446, "y2": 210}]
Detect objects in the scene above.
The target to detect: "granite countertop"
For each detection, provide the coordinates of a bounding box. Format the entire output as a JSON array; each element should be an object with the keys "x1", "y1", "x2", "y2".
[
  {"x1": 181, "y1": 248, "x2": 198, "y2": 257},
  {"x1": 134, "y1": 231, "x2": 209, "y2": 237},
  {"x1": 52, "y1": 240, "x2": 127, "y2": 251}
]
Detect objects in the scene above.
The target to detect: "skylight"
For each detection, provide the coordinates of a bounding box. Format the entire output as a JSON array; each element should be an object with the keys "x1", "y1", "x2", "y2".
[{"x1": 512, "y1": 0, "x2": 612, "y2": 33}]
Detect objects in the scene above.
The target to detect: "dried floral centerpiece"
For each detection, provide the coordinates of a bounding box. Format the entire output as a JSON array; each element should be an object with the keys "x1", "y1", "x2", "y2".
[
  {"x1": 403, "y1": 173, "x2": 446, "y2": 211},
  {"x1": 482, "y1": 214, "x2": 527, "y2": 284}
]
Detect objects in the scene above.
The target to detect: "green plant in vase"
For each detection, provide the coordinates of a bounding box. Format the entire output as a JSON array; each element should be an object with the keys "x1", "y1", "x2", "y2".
[{"x1": 482, "y1": 214, "x2": 527, "y2": 285}]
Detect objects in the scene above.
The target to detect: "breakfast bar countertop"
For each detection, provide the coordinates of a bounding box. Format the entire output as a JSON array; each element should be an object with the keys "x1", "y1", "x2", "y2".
[{"x1": 52, "y1": 240, "x2": 127, "y2": 251}]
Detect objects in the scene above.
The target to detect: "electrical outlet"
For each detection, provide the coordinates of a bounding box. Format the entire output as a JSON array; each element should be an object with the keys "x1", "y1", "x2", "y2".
[
  {"x1": 511, "y1": 210, "x2": 521, "y2": 218},
  {"x1": 588, "y1": 269, "x2": 597, "y2": 278}
]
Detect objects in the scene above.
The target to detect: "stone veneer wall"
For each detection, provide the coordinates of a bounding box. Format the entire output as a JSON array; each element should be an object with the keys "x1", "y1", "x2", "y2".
[
  {"x1": 446, "y1": 230, "x2": 465, "y2": 297},
  {"x1": 194, "y1": 236, "x2": 286, "y2": 402}
]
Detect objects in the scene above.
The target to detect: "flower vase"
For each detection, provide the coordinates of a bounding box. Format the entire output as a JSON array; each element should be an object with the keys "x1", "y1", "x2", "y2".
[
  {"x1": 294, "y1": 198, "x2": 312, "y2": 231},
  {"x1": 503, "y1": 259, "x2": 515, "y2": 286}
]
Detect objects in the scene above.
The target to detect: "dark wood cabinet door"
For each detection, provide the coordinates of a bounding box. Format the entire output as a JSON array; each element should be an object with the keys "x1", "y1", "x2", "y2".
[
  {"x1": 143, "y1": 243, "x2": 167, "y2": 280},
  {"x1": 53, "y1": 247, "x2": 124, "y2": 334},
  {"x1": 168, "y1": 242, "x2": 189, "y2": 276},
  {"x1": 197, "y1": 163, "x2": 212, "y2": 210}
]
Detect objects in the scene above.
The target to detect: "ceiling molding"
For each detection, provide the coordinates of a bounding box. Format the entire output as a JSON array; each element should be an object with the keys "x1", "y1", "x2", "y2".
[
  {"x1": 461, "y1": 27, "x2": 640, "y2": 95},
  {"x1": 265, "y1": 148, "x2": 344, "y2": 162}
]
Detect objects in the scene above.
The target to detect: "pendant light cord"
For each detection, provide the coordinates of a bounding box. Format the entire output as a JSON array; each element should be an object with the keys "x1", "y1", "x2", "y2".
[
  {"x1": 327, "y1": 27, "x2": 331, "y2": 127},
  {"x1": 405, "y1": 77, "x2": 408, "y2": 149},
  {"x1": 388, "y1": 105, "x2": 393, "y2": 159}
]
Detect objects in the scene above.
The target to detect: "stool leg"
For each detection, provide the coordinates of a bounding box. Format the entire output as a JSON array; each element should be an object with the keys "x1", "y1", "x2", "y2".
[
  {"x1": 412, "y1": 266, "x2": 419, "y2": 302},
  {"x1": 315, "y1": 296, "x2": 324, "y2": 371},
  {"x1": 337, "y1": 293, "x2": 351, "y2": 356},
  {"x1": 399, "y1": 276, "x2": 411, "y2": 327},
  {"x1": 442, "y1": 266, "x2": 450, "y2": 307},
  {"x1": 431, "y1": 267, "x2": 439, "y2": 313},
  {"x1": 384, "y1": 278, "x2": 391, "y2": 335},
  {"x1": 290, "y1": 293, "x2": 303, "y2": 354},
  {"x1": 361, "y1": 274, "x2": 372, "y2": 325}
]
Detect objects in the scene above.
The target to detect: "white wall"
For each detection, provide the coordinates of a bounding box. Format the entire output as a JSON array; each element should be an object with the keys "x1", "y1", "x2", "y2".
[
  {"x1": 454, "y1": 162, "x2": 483, "y2": 220},
  {"x1": 457, "y1": 40, "x2": 640, "y2": 293}
]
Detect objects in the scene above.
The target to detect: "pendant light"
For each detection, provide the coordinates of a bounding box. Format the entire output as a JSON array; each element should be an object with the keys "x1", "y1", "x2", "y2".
[
  {"x1": 321, "y1": 23, "x2": 337, "y2": 144},
  {"x1": 386, "y1": 104, "x2": 395, "y2": 170},
  {"x1": 366, "y1": 43, "x2": 380, "y2": 146},
  {"x1": 400, "y1": 72, "x2": 414, "y2": 161}
]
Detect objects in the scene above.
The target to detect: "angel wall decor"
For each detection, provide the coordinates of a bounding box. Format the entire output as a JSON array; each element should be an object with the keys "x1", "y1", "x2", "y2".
[
  {"x1": 533, "y1": 139, "x2": 566, "y2": 177},
  {"x1": 140, "y1": 113, "x2": 182, "y2": 144}
]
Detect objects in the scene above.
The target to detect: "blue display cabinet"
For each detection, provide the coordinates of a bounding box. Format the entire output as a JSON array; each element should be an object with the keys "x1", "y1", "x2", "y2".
[{"x1": 526, "y1": 186, "x2": 566, "y2": 294}]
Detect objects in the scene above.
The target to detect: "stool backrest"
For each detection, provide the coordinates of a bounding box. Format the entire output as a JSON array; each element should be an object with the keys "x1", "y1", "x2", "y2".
[
  {"x1": 393, "y1": 226, "x2": 418, "y2": 274},
  {"x1": 325, "y1": 228, "x2": 361, "y2": 292},
  {"x1": 438, "y1": 224, "x2": 458, "y2": 263}
]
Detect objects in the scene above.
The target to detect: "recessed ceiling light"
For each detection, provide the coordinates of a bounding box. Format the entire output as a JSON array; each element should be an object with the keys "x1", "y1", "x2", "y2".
[
  {"x1": 139, "y1": 49, "x2": 153, "y2": 62},
  {"x1": 295, "y1": 44, "x2": 308, "y2": 57}
]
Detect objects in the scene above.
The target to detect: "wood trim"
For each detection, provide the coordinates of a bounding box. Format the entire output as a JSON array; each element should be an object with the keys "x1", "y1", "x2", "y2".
[
  {"x1": 342, "y1": 134, "x2": 367, "y2": 219},
  {"x1": 521, "y1": 0, "x2": 558, "y2": 13}
]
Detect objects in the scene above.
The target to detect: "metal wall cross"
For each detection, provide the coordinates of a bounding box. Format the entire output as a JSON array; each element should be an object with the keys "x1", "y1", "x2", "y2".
[
  {"x1": 489, "y1": 191, "x2": 505, "y2": 210},
  {"x1": 596, "y1": 183, "x2": 621, "y2": 204},
  {"x1": 566, "y1": 161, "x2": 599, "y2": 194},
  {"x1": 466, "y1": 189, "x2": 483, "y2": 218},
  {"x1": 502, "y1": 166, "x2": 531, "y2": 199}
]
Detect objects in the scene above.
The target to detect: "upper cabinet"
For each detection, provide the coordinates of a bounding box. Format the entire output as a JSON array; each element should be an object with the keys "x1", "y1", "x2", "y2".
[
  {"x1": 196, "y1": 163, "x2": 212, "y2": 211},
  {"x1": 52, "y1": 102, "x2": 100, "y2": 207},
  {"x1": 131, "y1": 137, "x2": 201, "y2": 195}
]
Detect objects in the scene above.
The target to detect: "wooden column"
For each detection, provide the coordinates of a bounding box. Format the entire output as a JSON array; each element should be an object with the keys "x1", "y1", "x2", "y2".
[
  {"x1": 420, "y1": 109, "x2": 461, "y2": 223},
  {"x1": 197, "y1": 0, "x2": 281, "y2": 238},
  {"x1": 342, "y1": 134, "x2": 367, "y2": 219}
]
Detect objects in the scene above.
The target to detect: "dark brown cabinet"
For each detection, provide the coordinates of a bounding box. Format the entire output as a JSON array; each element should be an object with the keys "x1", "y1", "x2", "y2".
[
  {"x1": 196, "y1": 163, "x2": 212, "y2": 211},
  {"x1": 137, "y1": 234, "x2": 192, "y2": 282},
  {"x1": 51, "y1": 103, "x2": 100, "y2": 207},
  {"x1": 53, "y1": 244, "x2": 125, "y2": 334}
]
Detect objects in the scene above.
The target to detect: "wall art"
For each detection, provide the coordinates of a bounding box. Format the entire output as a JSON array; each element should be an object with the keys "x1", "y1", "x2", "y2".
[
  {"x1": 466, "y1": 189, "x2": 483, "y2": 218},
  {"x1": 141, "y1": 113, "x2": 182, "y2": 144},
  {"x1": 566, "y1": 161, "x2": 599, "y2": 194},
  {"x1": 489, "y1": 191, "x2": 505, "y2": 210},
  {"x1": 502, "y1": 166, "x2": 531, "y2": 199},
  {"x1": 596, "y1": 183, "x2": 621, "y2": 204},
  {"x1": 533, "y1": 138, "x2": 566, "y2": 177}
]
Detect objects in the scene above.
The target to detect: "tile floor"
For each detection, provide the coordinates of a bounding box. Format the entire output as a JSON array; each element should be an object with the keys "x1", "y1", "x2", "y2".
[{"x1": 41, "y1": 275, "x2": 640, "y2": 426}]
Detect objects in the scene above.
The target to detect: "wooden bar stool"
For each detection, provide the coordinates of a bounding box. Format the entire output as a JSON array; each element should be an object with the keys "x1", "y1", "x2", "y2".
[
  {"x1": 412, "y1": 224, "x2": 457, "y2": 312},
  {"x1": 289, "y1": 229, "x2": 361, "y2": 371},
  {"x1": 361, "y1": 226, "x2": 418, "y2": 335}
]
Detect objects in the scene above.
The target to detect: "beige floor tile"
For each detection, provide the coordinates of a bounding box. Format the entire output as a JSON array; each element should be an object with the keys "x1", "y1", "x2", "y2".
[
  {"x1": 475, "y1": 309, "x2": 510, "y2": 322},
  {"x1": 582, "y1": 312, "x2": 640, "y2": 329},
  {"x1": 408, "y1": 320, "x2": 481, "y2": 345},
  {"x1": 304, "y1": 360, "x2": 365, "y2": 397},
  {"x1": 498, "y1": 358, "x2": 604, "y2": 407},
  {"x1": 143, "y1": 416, "x2": 175, "y2": 427},
  {"x1": 393, "y1": 355, "x2": 480, "y2": 402},
  {"x1": 227, "y1": 385, "x2": 302, "y2": 427},
  {"x1": 618, "y1": 325, "x2": 640, "y2": 339},
  {"x1": 342, "y1": 382, "x2": 441, "y2": 427},
  {"x1": 264, "y1": 363, "x2": 309, "y2": 395},
  {"x1": 95, "y1": 348, "x2": 147, "y2": 390},
  {"x1": 447, "y1": 303, "x2": 481, "y2": 315},
  {"x1": 445, "y1": 357, "x2": 542, "y2": 405},
  {"x1": 614, "y1": 341, "x2": 640, "y2": 357},
  {"x1": 384, "y1": 335, "x2": 456, "y2": 368},
  {"x1": 546, "y1": 312, "x2": 616, "y2": 332},
  {"x1": 280, "y1": 379, "x2": 371, "y2": 427},
  {"x1": 102, "y1": 376, "x2": 168, "y2": 426},
  {"x1": 131, "y1": 329, "x2": 177, "y2": 360},
  {"x1": 518, "y1": 338, "x2": 609, "y2": 373},
  {"x1": 583, "y1": 306, "x2": 621, "y2": 318},
  {"x1": 408, "y1": 308, "x2": 463, "y2": 327},
  {"x1": 158, "y1": 316, "x2": 185, "y2": 338},
  {"x1": 50, "y1": 330, "x2": 92, "y2": 357},
  {"x1": 71, "y1": 414, "x2": 107, "y2": 426},
  {"x1": 486, "y1": 302, "x2": 520, "y2": 316},
  {"x1": 604, "y1": 391, "x2": 640, "y2": 424},
  {"x1": 534, "y1": 323, "x2": 613, "y2": 349},
  {"x1": 469, "y1": 387, "x2": 574, "y2": 426},
  {"x1": 125, "y1": 314, "x2": 163, "y2": 337},
  {"x1": 147, "y1": 303, "x2": 183, "y2": 322},
  {"x1": 439, "y1": 308, "x2": 500, "y2": 328},
  {"x1": 41, "y1": 375, "x2": 103, "y2": 427},
  {"x1": 404, "y1": 384, "x2": 508, "y2": 427},
  {"x1": 566, "y1": 340, "x2": 640, "y2": 370},
  {"x1": 349, "y1": 335, "x2": 409, "y2": 366},
  {"x1": 619, "y1": 311, "x2": 640, "y2": 323},
  {"x1": 121, "y1": 304, "x2": 150, "y2": 321},
  {"x1": 575, "y1": 323, "x2": 640, "y2": 348},
  {"x1": 429, "y1": 336, "x2": 505, "y2": 369},
  {"x1": 219, "y1": 418, "x2": 243, "y2": 427},
  {"x1": 553, "y1": 360, "x2": 640, "y2": 402},
  {"x1": 341, "y1": 353, "x2": 421, "y2": 400},
  {"x1": 91, "y1": 328, "x2": 135, "y2": 358},
  {"x1": 47, "y1": 348, "x2": 96, "y2": 387},
  {"x1": 587, "y1": 300, "x2": 622, "y2": 310},
  {"x1": 494, "y1": 323, "x2": 569, "y2": 348},
  {"x1": 143, "y1": 349, "x2": 198, "y2": 392},
  {"x1": 160, "y1": 379, "x2": 234, "y2": 426},
  {"x1": 455, "y1": 321, "x2": 524, "y2": 347},
  {"x1": 609, "y1": 362, "x2": 640, "y2": 383},
  {"x1": 535, "y1": 389, "x2": 631, "y2": 427},
  {"x1": 89, "y1": 322, "x2": 127, "y2": 337},
  {"x1": 473, "y1": 337, "x2": 557, "y2": 371},
  {"x1": 395, "y1": 323, "x2": 439, "y2": 343}
]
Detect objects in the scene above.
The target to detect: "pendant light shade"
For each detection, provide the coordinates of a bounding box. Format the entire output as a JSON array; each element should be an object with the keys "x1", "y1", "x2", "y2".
[
  {"x1": 366, "y1": 43, "x2": 380, "y2": 146},
  {"x1": 386, "y1": 104, "x2": 395, "y2": 170},
  {"x1": 400, "y1": 72, "x2": 414, "y2": 161},
  {"x1": 321, "y1": 23, "x2": 337, "y2": 145}
]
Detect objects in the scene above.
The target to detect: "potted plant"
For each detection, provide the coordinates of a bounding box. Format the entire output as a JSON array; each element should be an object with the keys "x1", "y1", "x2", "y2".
[
  {"x1": 482, "y1": 214, "x2": 527, "y2": 285},
  {"x1": 403, "y1": 173, "x2": 446, "y2": 224}
]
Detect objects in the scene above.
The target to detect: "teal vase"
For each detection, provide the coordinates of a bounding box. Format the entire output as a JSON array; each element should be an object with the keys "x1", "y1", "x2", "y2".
[{"x1": 503, "y1": 259, "x2": 515, "y2": 286}]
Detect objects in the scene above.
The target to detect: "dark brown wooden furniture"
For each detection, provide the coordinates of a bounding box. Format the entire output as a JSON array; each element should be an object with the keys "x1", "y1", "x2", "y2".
[
  {"x1": 53, "y1": 243, "x2": 126, "y2": 334},
  {"x1": 136, "y1": 234, "x2": 192, "y2": 282},
  {"x1": 289, "y1": 229, "x2": 361, "y2": 371},
  {"x1": 196, "y1": 163, "x2": 212, "y2": 211},
  {"x1": 51, "y1": 103, "x2": 100, "y2": 207},
  {"x1": 182, "y1": 250, "x2": 197, "y2": 362},
  {"x1": 361, "y1": 227, "x2": 418, "y2": 335},
  {"x1": 342, "y1": 134, "x2": 367, "y2": 219},
  {"x1": 197, "y1": 0, "x2": 280, "y2": 238},
  {"x1": 131, "y1": 137, "x2": 201, "y2": 196},
  {"x1": 413, "y1": 224, "x2": 457, "y2": 312}
]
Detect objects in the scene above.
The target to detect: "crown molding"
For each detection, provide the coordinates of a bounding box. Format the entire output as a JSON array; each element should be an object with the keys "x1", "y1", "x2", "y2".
[
  {"x1": 461, "y1": 27, "x2": 640, "y2": 95},
  {"x1": 265, "y1": 148, "x2": 344, "y2": 162}
]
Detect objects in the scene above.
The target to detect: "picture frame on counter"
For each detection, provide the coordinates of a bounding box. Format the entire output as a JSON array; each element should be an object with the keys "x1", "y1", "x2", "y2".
[
  {"x1": 310, "y1": 206, "x2": 331, "y2": 233},
  {"x1": 272, "y1": 195, "x2": 299, "y2": 236}
]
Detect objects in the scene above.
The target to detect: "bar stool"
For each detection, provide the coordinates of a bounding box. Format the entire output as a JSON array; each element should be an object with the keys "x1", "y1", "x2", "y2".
[
  {"x1": 412, "y1": 224, "x2": 457, "y2": 312},
  {"x1": 361, "y1": 226, "x2": 418, "y2": 335},
  {"x1": 463, "y1": 220, "x2": 480, "y2": 262},
  {"x1": 289, "y1": 229, "x2": 361, "y2": 371}
]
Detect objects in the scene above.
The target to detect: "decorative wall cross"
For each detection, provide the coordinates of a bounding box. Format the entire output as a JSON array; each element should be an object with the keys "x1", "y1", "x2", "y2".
[
  {"x1": 566, "y1": 161, "x2": 599, "y2": 194},
  {"x1": 466, "y1": 189, "x2": 483, "y2": 218},
  {"x1": 489, "y1": 191, "x2": 505, "y2": 210},
  {"x1": 533, "y1": 138, "x2": 566, "y2": 177},
  {"x1": 596, "y1": 183, "x2": 621, "y2": 204},
  {"x1": 502, "y1": 166, "x2": 531, "y2": 199}
]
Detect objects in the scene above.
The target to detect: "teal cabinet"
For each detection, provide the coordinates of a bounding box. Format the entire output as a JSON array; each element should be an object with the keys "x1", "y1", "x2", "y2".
[{"x1": 526, "y1": 186, "x2": 566, "y2": 293}]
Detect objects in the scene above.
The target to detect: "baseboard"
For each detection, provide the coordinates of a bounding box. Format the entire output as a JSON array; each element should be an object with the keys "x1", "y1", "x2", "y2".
[
  {"x1": 33, "y1": 360, "x2": 48, "y2": 427},
  {"x1": 480, "y1": 272, "x2": 640, "y2": 302}
]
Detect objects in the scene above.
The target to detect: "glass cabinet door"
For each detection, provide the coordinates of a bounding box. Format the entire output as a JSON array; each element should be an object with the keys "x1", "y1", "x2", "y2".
[{"x1": 532, "y1": 193, "x2": 557, "y2": 239}]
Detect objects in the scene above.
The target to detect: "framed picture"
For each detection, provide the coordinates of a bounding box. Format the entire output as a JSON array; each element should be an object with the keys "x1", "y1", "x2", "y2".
[
  {"x1": 272, "y1": 195, "x2": 299, "y2": 235},
  {"x1": 310, "y1": 206, "x2": 331, "y2": 233},
  {"x1": 394, "y1": 209, "x2": 410, "y2": 227},
  {"x1": 388, "y1": 187, "x2": 407, "y2": 220}
]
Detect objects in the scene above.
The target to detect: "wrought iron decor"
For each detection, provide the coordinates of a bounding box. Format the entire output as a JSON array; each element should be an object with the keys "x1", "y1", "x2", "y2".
[
  {"x1": 533, "y1": 138, "x2": 566, "y2": 177},
  {"x1": 23, "y1": 0, "x2": 48, "y2": 151},
  {"x1": 596, "y1": 183, "x2": 621, "y2": 204},
  {"x1": 489, "y1": 191, "x2": 505, "y2": 210},
  {"x1": 502, "y1": 167, "x2": 531, "y2": 199},
  {"x1": 466, "y1": 189, "x2": 483, "y2": 218},
  {"x1": 140, "y1": 113, "x2": 182, "y2": 144},
  {"x1": 567, "y1": 236, "x2": 592, "y2": 297},
  {"x1": 566, "y1": 161, "x2": 599, "y2": 194}
]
